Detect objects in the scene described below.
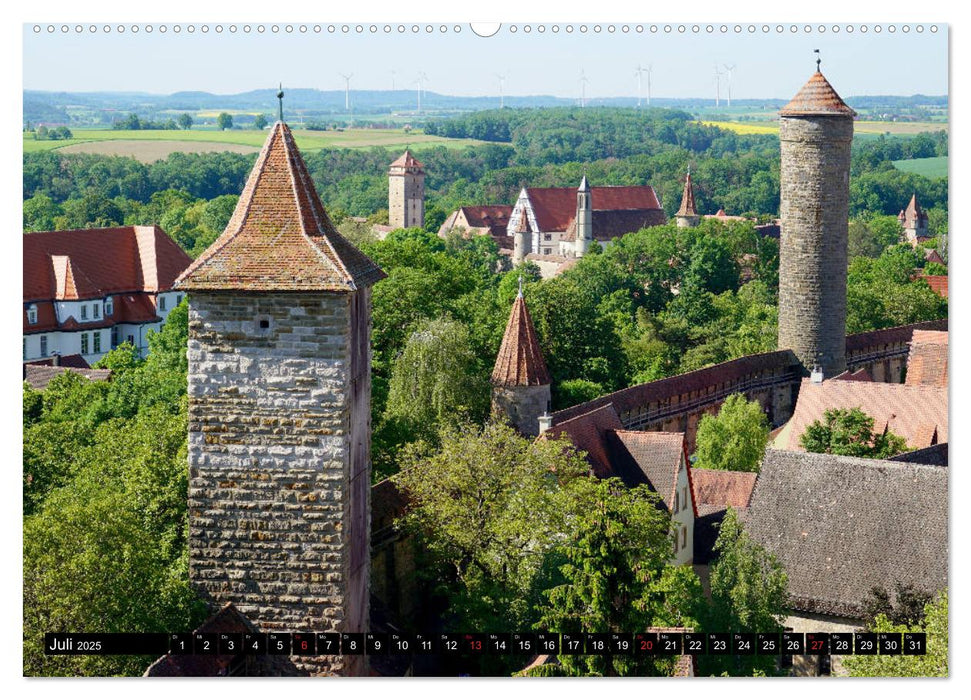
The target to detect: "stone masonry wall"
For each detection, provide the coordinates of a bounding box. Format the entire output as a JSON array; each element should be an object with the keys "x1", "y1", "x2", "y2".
[
  {"x1": 187, "y1": 291, "x2": 368, "y2": 676},
  {"x1": 389, "y1": 171, "x2": 424, "y2": 229},
  {"x1": 778, "y1": 115, "x2": 853, "y2": 378},
  {"x1": 492, "y1": 384, "x2": 551, "y2": 438}
]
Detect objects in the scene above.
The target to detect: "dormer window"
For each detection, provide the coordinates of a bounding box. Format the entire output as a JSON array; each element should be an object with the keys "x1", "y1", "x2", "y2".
[
  {"x1": 159, "y1": 295, "x2": 166, "y2": 311},
  {"x1": 81, "y1": 304, "x2": 88, "y2": 320},
  {"x1": 105, "y1": 297, "x2": 113, "y2": 316},
  {"x1": 27, "y1": 305, "x2": 37, "y2": 325}
]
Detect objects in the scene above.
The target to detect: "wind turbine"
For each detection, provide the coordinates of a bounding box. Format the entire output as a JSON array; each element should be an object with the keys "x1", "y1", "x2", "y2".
[
  {"x1": 646, "y1": 64, "x2": 653, "y2": 106},
  {"x1": 579, "y1": 70, "x2": 589, "y2": 108},
  {"x1": 416, "y1": 72, "x2": 429, "y2": 113},
  {"x1": 723, "y1": 64, "x2": 736, "y2": 107},
  {"x1": 634, "y1": 65, "x2": 647, "y2": 108},
  {"x1": 339, "y1": 73, "x2": 353, "y2": 111},
  {"x1": 713, "y1": 65, "x2": 723, "y2": 108},
  {"x1": 496, "y1": 73, "x2": 506, "y2": 109}
]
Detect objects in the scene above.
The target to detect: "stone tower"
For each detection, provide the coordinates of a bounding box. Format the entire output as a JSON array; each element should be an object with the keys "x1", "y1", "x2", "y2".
[
  {"x1": 388, "y1": 150, "x2": 425, "y2": 229},
  {"x1": 175, "y1": 121, "x2": 386, "y2": 676},
  {"x1": 491, "y1": 286, "x2": 552, "y2": 437},
  {"x1": 899, "y1": 193, "x2": 929, "y2": 244},
  {"x1": 675, "y1": 171, "x2": 700, "y2": 228},
  {"x1": 778, "y1": 68, "x2": 855, "y2": 378},
  {"x1": 575, "y1": 176, "x2": 593, "y2": 257}
]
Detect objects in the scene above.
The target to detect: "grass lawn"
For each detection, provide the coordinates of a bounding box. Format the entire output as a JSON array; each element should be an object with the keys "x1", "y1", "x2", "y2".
[
  {"x1": 22, "y1": 127, "x2": 486, "y2": 156},
  {"x1": 892, "y1": 156, "x2": 948, "y2": 179}
]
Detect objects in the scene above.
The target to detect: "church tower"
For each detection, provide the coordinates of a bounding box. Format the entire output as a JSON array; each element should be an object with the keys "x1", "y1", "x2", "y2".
[
  {"x1": 491, "y1": 285, "x2": 552, "y2": 437},
  {"x1": 675, "y1": 170, "x2": 700, "y2": 228},
  {"x1": 175, "y1": 120, "x2": 386, "y2": 676},
  {"x1": 777, "y1": 64, "x2": 855, "y2": 378},
  {"x1": 899, "y1": 193, "x2": 929, "y2": 244},
  {"x1": 575, "y1": 176, "x2": 594, "y2": 257},
  {"x1": 388, "y1": 150, "x2": 425, "y2": 229}
]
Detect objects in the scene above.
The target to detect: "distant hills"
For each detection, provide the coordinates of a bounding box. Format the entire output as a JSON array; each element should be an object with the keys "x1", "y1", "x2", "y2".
[{"x1": 23, "y1": 89, "x2": 947, "y2": 127}]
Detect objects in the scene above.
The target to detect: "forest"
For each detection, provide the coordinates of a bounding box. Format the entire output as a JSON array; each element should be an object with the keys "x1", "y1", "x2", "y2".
[{"x1": 22, "y1": 107, "x2": 948, "y2": 676}]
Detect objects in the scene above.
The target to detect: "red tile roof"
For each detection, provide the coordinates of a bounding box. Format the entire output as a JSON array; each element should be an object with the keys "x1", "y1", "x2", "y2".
[
  {"x1": 921, "y1": 275, "x2": 948, "y2": 298},
  {"x1": 905, "y1": 330, "x2": 948, "y2": 387},
  {"x1": 832, "y1": 368, "x2": 873, "y2": 382},
  {"x1": 491, "y1": 292, "x2": 551, "y2": 387},
  {"x1": 609, "y1": 430, "x2": 692, "y2": 515},
  {"x1": 23, "y1": 365, "x2": 112, "y2": 390},
  {"x1": 24, "y1": 353, "x2": 90, "y2": 369},
  {"x1": 24, "y1": 225, "x2": 191, "y2": 302},
  {"x1": 780, "y1": 70, "x2": 857, "y2": 117},
  {"x1": 545, "y1": 403, "x2": 624, "y2": 478},
  {"x1": 525, "y1": 185, "x2": 663, "y2": 233},
  {"x1": 924, "y1": 249, "x2": 945, "y2": 266},
  {"x1": 690, "y1": 468, "x2": 757, "y2": 509},
  {"x1": 676, "y1": 173, "x2": 697, "y2": 217},
  {"x1": 389, "y1": 149, "x2": 423, "y2": 170},
  {"x1": 566, "y1": 209, "x2": 668, "y2": 240},
  {"x1": 176, "y1": 121, "x2": 385, "y2": 292},
  {"x1": 785, "y1": 378, "x2": 948, "y2": 451}
]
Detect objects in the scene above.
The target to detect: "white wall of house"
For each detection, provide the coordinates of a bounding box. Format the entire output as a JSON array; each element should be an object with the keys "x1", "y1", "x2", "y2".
[
  {"x1": 671, "y1": 460, "x2": 695, "y2": 566},
  {"x1": 24, "y1": 292, "x2": 181, "y2": 365}
]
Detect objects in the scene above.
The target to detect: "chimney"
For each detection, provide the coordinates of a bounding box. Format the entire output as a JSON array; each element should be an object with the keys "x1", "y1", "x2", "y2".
[
  {"x1": 538, "y1": 412, "x2": 553, "y2": 435},
  {"x1": 51, "y1": 352, "x2": 60, "y2": 367},
  {"x1": 810, "y1": 364, "x2": 824, "y2": 384}
]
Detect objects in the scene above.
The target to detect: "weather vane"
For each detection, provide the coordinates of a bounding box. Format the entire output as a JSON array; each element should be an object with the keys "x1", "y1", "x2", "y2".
[
  {"x1": 277, "y1": 83, "x2": 284, "y2": 122},
  {"x1": 814, "y1": 49, "x2": 821, "y2": 71}
]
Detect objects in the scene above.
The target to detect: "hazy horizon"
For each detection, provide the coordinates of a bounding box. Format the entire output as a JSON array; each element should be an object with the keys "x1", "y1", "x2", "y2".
[{"x1": 23, "y1": 23, "x2": 947, "y2": 100}]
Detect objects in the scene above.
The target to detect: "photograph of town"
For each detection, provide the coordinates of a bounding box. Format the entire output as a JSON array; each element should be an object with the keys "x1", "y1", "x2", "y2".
[{"x1": 21, "y1": 18, "x2": 948, "y2": 679}]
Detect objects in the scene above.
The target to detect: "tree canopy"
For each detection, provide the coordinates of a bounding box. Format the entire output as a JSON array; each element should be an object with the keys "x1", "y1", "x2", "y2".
[{"x1": 693, "y1": 393, "x2": 771, "y2": 472}]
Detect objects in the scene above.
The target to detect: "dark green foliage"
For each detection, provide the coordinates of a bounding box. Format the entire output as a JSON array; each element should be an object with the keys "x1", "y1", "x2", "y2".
[
  {"x1": 537, "y1": 477, "x2": 702, "y2": 676},
  {"x1": 862, "y1": 583, "x2": 933, "y2": 630},
  {"x1": 23, "y1": 298, "x2": 201, "y2": 676},
  {"x1": 700, "y1": 508, "x2": 788, "y2": 676},
  {"x1": 800, "y1": 407, "x2": 910, "y2": 459}
]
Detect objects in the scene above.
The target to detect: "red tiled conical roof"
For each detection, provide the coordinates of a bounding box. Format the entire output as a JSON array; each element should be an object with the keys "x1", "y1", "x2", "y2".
[
  {"x1": 676, "y1": 172, "x2": 698, "y2": 217},
  {"x1": 491, "y1": 292, "x2": 551, "y2": 387},
  {"x1": 389, "y1": 150, "x2": 423, "y2": 170},
  {"x1": 175, "y1": 122, "x2": 385, "y2": 292},
  {"x1": 780, "y1": 70, "x2": 856, "y2": 117}
]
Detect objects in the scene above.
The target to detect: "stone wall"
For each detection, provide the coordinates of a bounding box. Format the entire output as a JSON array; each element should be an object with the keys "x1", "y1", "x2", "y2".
[
  {"x1": 187, "y1": 290, "x2": 370, "y2": 676},
  {"x1": 778, "y1": 115, "x2": 854, "y2": 377},
  {"x1": 389, "y1": 171, "x2": 424, "y2": 229},
  {"x1": 492, "y1": 383, "x2": 551, "y2": 437}
]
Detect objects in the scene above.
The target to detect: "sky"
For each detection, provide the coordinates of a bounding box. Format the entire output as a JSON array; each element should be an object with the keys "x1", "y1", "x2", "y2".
[{"x1": 23, "y1": 22, "x2": 947, "y2": 100}]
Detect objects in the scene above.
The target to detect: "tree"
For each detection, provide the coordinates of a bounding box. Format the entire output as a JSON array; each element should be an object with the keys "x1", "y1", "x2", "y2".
[
  {"x1": 800, "y1": 407, "x2": 910, "y2": 459},
  {"x1": 537, "y1": 477, "x2": 703, "y2": 676},
  {"x1": 923, "y1": 261, "x2": 947, "y2": 276},
  {"x1": 693, "y1": 393, "x2": 770, "y2": 472},
  {"x1": 843, "y1": 591, "x2": 947, "y2": 677},
  {"x1": 862, "y1": 583, "x2": 933, "y2": 629},
  {"x1": 393, "y1": 421, "x2": 591, "y2": 635},
  {"x1": 177, "y1": 113, "x2": 193, "y2": 130},
  {"x1": 702, "y1": 508, "x2": 788, "y2": 676},
  {"x1": 216, "y1": 112, "x2": 233, "y2": 131},
  {"x1": 23, "y1": 193, "x2": 61, "y2": 232},
  {"x1": 253, "y1": 113, "x2": 268, "y2": 130},
  {"x1": 383, "y1": 316, "x2": 490, "y2": 442}
]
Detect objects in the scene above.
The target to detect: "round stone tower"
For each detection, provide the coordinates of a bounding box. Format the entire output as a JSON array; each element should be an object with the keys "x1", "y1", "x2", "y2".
[{"x1": 778, "y1": 67, "x2": 856, "y2": 378}]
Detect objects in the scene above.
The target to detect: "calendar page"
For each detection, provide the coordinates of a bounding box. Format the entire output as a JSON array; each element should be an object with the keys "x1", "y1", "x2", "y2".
[{"x1": 20, "y1": 10, "x2": 949, "y2": 682}]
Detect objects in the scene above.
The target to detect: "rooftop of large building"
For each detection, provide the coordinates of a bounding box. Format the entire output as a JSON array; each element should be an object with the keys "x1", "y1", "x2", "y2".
[
  {"x1": 742, "y1": 449, "x2": 947, "y2": 618},
  {"x1": 24, "y1": 225, "x2": 191, "y2": 302},
  {"x1": 905, "y1": 330, "x2": 948, "y2": 387},
  {"x1": 521, "y1": 184, "x2": 664, "y2": 233},
  {"x1": 176, "y1": 121, "x2": 385, "y2": 292}
]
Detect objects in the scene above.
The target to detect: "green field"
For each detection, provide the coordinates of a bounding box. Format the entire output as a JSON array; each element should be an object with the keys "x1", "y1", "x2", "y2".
[
  {"x1": 892, "y1": 156, "x2": 948, "y2": 179},
  {"x1": 22, "y1": 127, "x2": 486, "y2": 157},
  {"x1": 703, "y1": 119, "x2": 948, "y2": 137}
]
